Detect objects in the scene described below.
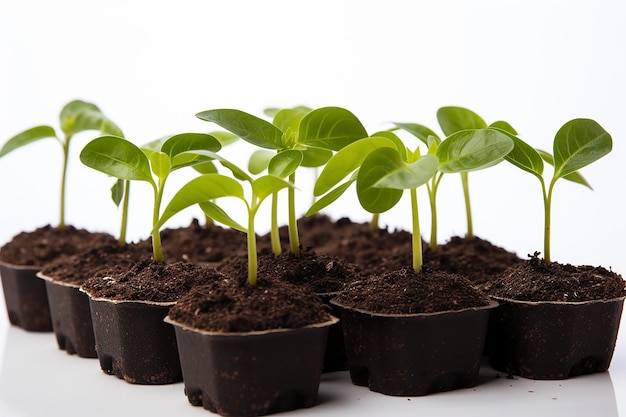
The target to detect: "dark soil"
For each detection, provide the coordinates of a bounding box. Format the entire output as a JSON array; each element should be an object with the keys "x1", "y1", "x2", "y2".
[
  {"x1": 218, "y1": 248, "x2": 361, "y2": 294},
  {"x1": 159, "y1": 219, "x2": 247, "y2": 263},
  {"x1": 0, "y1": 225, "x2": 117, "y2": 266},
  {"x1": 483, "y1": 253, "x2": 626, "y2": 302},
  {"x1": 39, "y1": 241, "x2": 153, "y2": 286},
  {"x1": 425, "y1": 236, "x2": 524, "y2": 284},
  {"x1": 81, "y1": 258, "x2": 226, "y2": 303},
  {"x1": 261, "y1": 214, "x2": 414, "y2": 275},
  {"x1": 333, "y1": 267, "x2": 492, "y2": 315},
  {"x1": 168, "y1": 278, "x2": 333, "y2": 333}
]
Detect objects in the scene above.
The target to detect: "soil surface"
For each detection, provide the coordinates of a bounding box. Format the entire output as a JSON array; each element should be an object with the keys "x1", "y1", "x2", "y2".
[
  {"x1": 159, "y1": 219, "x2": 247, "y2": 263},
  {"x1": 0, "y1": 225, "x2": 116, "y2": 266},
  {"x1": 168, "y1": 277, "x2": 333, "y2": 333},
  {"x1": 39, "y1": 242, "x2": 153, "y2": 286},
  {"x1": 424, "y1": 236, "x2": 524, "y2": 284},
  {"x1": 483, "y1": 253, "x2": 626, "y2": 302},
  {"x1": 81, "y1": 258, "x2": 226, "y2": 303},
  {"x1": 333, "y1": 267, "x2": 492, "y2": 315},
  {"x1": 218, "y1": 247, "x2": 361, "y2": 294}
]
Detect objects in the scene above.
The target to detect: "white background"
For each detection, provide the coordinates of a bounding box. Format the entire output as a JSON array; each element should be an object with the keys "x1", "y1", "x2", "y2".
[{"x1": 1, "y1": 1, "x2": 626, "y2": 416}]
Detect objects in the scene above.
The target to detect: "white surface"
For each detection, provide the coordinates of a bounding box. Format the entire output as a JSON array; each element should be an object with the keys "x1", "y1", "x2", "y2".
[
  {"x1": 1, "y1": 1, "x2": 626, "y2": 416},
  {"x1": 0, "y1": 293, "x2": 625, "y2": 417}
]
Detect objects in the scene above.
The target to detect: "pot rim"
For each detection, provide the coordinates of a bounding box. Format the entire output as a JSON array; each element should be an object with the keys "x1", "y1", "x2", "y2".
[
  {"x1": 164, "y1": 315, "x2": 339, "y2": 337},
  {"x1": 0, "y1": 260, "x2": 42, "y2": 271},
  {"x1": 489, "y1": 294, "x2": 626, "y2": 306},
  {"x1": 36, "y1": 271, "x2": 82, "y2": 289},
  {"x1": 330, "y1": 297, "x2": 499, "y2": 318},
  {"x1": 79, "y1": 286, "x2": 177, "y2": 307}
]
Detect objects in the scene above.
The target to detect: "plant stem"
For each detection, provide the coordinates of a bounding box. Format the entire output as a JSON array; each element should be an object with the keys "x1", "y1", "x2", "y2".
[
  {"x1": 410, "y1": 188, "x2": 423, "y2": 273},
  {"x1": 270, "y1": 192, "x2": 281, "y2": 256},
  {"x1": 117, "y1": 180, "x2": 130, "y2": 247},
  {"x1": 288, "y1": 172, "x2": 300, "y2": 254},
  {"x1": 461, "y1": 172, "x2": 473, "y2": 239},
  {"x1": 58, "y1": 136, "x2": 71, "y2": 230},
  {"x1": 370, "y1": 213, "x2": 380, "y2": 232},
  {"x1": 247, "y1": 206, "x2": 258, "y2": 286},
  {"x1": 427, "y1": 176, "x2": 438, "y2": 251},
  {"x1": 544, "y1": 180, "x2": 554, "y2": 264},
  {"x1": 151, "y1": 180, "x2": 165, "y2": 263},
  {"x1": 204, "y1": 212, "x2": 214, "y2": 227}
]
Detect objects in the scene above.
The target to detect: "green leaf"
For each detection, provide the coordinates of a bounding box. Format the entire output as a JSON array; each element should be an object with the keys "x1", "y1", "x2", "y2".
[
  {"x1": 209, "y1": 131, "x2": 239, "y2": 147},
  {"x1": 272, "y1": 107, "x2": 310, "y2": 133},
  {"x1": 356, "y1": 147, "x2": 404, "y2": 213},
  {"x1": 248, "y1": 149, "x2": 274, "y2": 174},
  {"x1": 553, "y1": 118, "x2": 612, "y2": 180},
  {"x1": 374, "y1": 154, "x2": 439, "y2": 190},
  {"x1": 314, "y1": 136, "x2": 397, "y2": 196},
  {"x1": 301, "y1": 147, "x2": 332, "y2": 168},
  {"x1": 392, "y1": 122, "x2": 441, "y2": 145},
  {"x1": 199, "y1": 201, "x2": 247, "y2": 232},
  {"x1": 489, "y1": 120, "x2": 518, "y2": 135},
  {"x1": 306, "y1": 178, "x2": 356, "y2": 216},
  {"x1": 80, "y1": 136, "x2": 154, "y2": 183},
  {"x1": 437, "y1": 128, "x2": 513, "y2": 173},
  {"x1": 181, "y1": 149, "x2": 253, "y2": 183},
  {"x1": 0, "y1": 125, "x2": 58, "y2": 157},
  {"x1": 252, "y1": 175, "x2": 294, "y2": 202},
  {"x1": 268, "y1": 150, "x2": 303, "y2": 178},
  {"x1": 161, "y1": 133, "x2": 222, "y2": 170},
  {"x1": 196, "y1": 109, "x2": 283, "y2": 150},
  {"x1": 192, "y1": 161, "x2": 219, "y2": 175},
  {"x1": 536, "y1": 149, "x2": 591, "y2": 189},
  {"x1": 437, "y1": 106, "x2": 487, "y2": 136},
  {"x1": 157, "y1": 174, "x2": 245, "y2": 230},
  {"x1": 501, "y1": 134, "x2": 544, "y2": 181},
  {"x1": 60, "y1": 100, "x2": 123, "y2": 137},
  {"x1": 371, "y1": 130, "x2": 409, "y2": 161},
  {"x1": 149, "y1": 151, "x2": 171, "y2": 180},
  {"x1": 111, "y1": 179, "x2": 125, "y2": 207},
  {"x1": 298, "y1": 107, "x2": 368, "y2": 151}
]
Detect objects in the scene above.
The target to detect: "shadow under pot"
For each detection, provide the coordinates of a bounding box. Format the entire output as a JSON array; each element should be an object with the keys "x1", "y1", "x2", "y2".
[
  {"x1": 486, "y1": 296, "x2": 625, "y2": 380},
  {"x1": 0, "y1": 261, "x2": 52, "y2": 332},
  {"x1": 331, "y1": 299, "x2": 497, "y2": 396},
  {"x1": 83, "y1": 292, "x2": 181, "y2": 384},
  {"x1": 165, "y1": 316, "x2": 338, "y2": 417},
  {"x1": 37, "y1": 272, "x2": 97, "y2": 358}
]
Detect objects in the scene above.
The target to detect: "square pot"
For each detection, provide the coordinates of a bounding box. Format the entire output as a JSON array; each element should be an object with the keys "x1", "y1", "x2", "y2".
[
  {"x1": 332, "y1": 299, "x2": 497, "y2": 396},
  {"x1": 486, "y1": 296, "x2": 625, "y2": 379},
  {"x1": 166, "y1": 316, "x2": 337, "y2": 417},
  {"x1": 0, "y1": 261, "x2": 52, "y2": 332}
]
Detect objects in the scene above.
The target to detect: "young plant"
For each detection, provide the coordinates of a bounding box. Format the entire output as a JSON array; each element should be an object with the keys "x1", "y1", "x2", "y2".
[
  {"x1": 500, "y1": 118, "x2": 612, "y2": 263},
  {"x1": 393, "y1": 118, "x2": 514, "y2": 250},
  {"x1": 195, "y1": 106, "x2": 368, "y2": 255},
  {"x1": 110, "y1": 179, "x2": 131, "y2": 246},
  {"x1": 154, "y1": 171, "x2": 293, "y2": 286},
  {"x1": 79, "y1": 133, "x2": 222, "y2": 262},
  {"x1": 433, "y1": 106, "x2": 516, "y2": 239},
  {"x1": 0, "y1": 100, "x2": 123, "y2": 230}
]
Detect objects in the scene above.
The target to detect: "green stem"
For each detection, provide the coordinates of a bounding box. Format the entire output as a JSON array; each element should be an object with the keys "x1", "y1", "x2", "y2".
[
  {"x1": 427, "y1": 175, "x2": 438, "y2": 251},
  {"x1": 151, "y1": 180, "x2": 165, "y2": 263},
  {"x1": 247, "y1": 206, "x2": 258, "y2": 286},
  {"x1": 410, "y1": 188, "x2": 422, "y2": 273},
  {"x1": 544, "y1": 179, "x2": 554, "y2": 264},
  {"x1": 58, "y1": 136, "x2": 71, "y2": 230},
  {"x1": 117, "y1": 180, "x2": 130, "y2": 247},
  {"x1": 288, "y1": 172, "x2": 300, "y2": 254},
  {"x1": 204, "y1": 212, "x2": 214, "y2": 227},
  {"x1": 270, "y1": 192, "x2": 281, "y2": 256},
  {"x1": 369, "y1": 213, "x2": 380, "y2": 232},
  {"x1": 461, "y1": 172, "x2": 473, "y2": 239}
]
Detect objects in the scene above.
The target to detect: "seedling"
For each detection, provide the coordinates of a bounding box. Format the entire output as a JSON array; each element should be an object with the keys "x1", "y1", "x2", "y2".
[
  {"x1": 0, "y1": 100, "x2": 122, "y2": 230},
  {"x1": 196, "y1": 106, "x2": 368, "y2": 255},
  {"x1": 500, "y1": 118, "x2": 612, "y2": 263},
  {"x1": 393, "y1": 115, "x2": 514, "y2": 250},
  {"x1": 110, "y1": 179, "x2": 131, "y2": 246},
  {"x1": 155, "y1": 170, "x2": 293, "y2": 286},
  {"x1": 79, "y1": 133, "x2": 222, "y2": 262}
]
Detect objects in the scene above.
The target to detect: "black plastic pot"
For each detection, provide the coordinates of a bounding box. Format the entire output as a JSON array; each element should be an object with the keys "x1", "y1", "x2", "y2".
[
  {"x1": 165, "y1": 316, "x2": 338, "y2": 417},
  {"x1": 486, "y1": 296, "x2": 625, "y2": 379},
  {"x1": 319, "y1": 292, "x2": 347, "y2": 372},
  {"x1": 332, "y1": 299, "x2": 497, "y2": 396},
  {"x1": 38, "y1": 273, "x2": 97, "y2": 358},
  {"x1": 84, "y1": 294, "x2": 181, "y2": 384},
  {"x1": 0, "y1": 261, "x2": 52, "y2": 332}
]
